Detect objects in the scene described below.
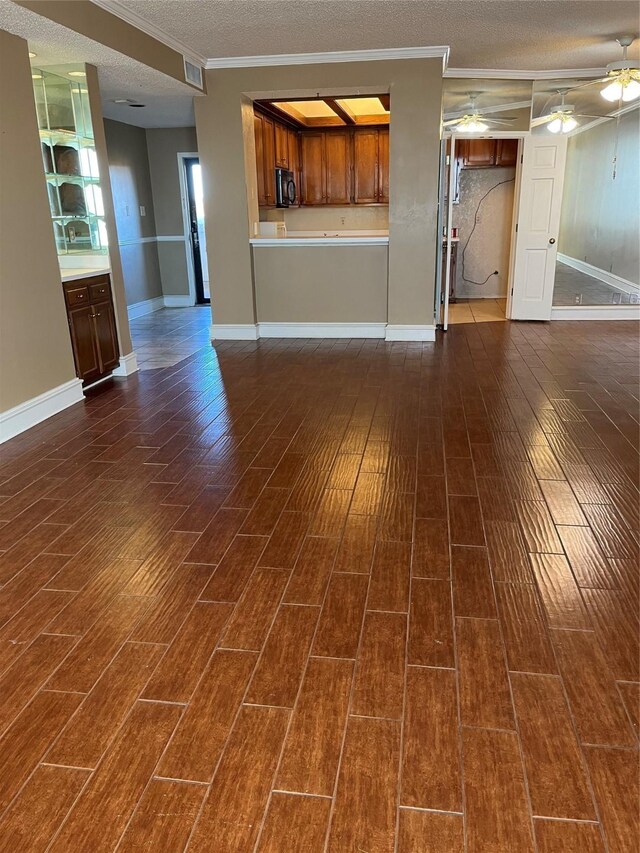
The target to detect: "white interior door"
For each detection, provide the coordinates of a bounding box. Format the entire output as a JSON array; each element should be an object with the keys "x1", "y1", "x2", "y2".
[{"x1": 511, "y1": 135, "x2": 567, "y2": 320}]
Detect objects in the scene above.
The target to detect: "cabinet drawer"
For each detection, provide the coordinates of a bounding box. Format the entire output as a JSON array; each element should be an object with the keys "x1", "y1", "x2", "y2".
[
  {"x1": 65, "y1": 286, "x2": 90, "y2": 307},
  {"x1": 89, "y1": 281, "x2": 110, "y2": 302}
]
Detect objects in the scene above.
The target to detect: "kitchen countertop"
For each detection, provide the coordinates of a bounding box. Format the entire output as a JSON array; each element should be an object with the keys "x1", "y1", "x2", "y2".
[
  {"x1": 60, "y1": 266, "x2": 111, "y2": 283},
  {"x1": 251, "y1": 230, "x2": 389, "y2": 247}
]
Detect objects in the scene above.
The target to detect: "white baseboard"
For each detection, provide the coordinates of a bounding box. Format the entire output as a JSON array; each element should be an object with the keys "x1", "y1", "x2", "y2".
[
  {"x1": 258, "y1": 322, "x2": 386, "y2": 338},
  {"x1": 385, "y1": 324, "x2": 437, "y2": 341},
  {"x1": 551, "y1": 306, "x2": 640, "y2": 320},
  {"x1": 127, "y1": 297, "x2": 165, "y2": 320},
  {"x1": 112, "y1": 352, "x2": 139, "y2": 376},
  {"x1": 164, "y1": 295, "x2": 194, "y2": 308},
  {"x1": 0, "y1": 378, "x2": 84, "y2": 444},
  {"x1": 210, "y1": 323, "x2": 259, "y2": 340},
  {"x1": 557, "y1": 253, "x2": 639, "y2": 296}
]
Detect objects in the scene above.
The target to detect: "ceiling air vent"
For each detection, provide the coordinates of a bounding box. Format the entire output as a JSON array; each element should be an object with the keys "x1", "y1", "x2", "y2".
[{"x1": 184, "y1": 59, "x2": 203, "y2": 90}]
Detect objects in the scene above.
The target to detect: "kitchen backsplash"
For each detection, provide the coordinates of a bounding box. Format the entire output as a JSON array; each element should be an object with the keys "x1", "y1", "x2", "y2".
[{"x1": 261, "y1": 205, "x2": 389, "y2": 231}]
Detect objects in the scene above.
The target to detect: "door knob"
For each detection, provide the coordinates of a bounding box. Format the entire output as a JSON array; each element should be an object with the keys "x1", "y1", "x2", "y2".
[{"x1": 549, "y1": 237, "x2": 556, "y2": 244}]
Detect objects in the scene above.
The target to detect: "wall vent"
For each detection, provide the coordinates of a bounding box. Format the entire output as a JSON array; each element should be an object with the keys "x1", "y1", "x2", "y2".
[{"x1": 184, "y1": 59, "x2": 204, "y2": 90}]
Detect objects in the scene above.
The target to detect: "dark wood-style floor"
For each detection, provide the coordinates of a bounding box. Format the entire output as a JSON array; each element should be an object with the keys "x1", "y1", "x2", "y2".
[{"x1": 0, "y1": 319, "x2": 638, "y2": 852}]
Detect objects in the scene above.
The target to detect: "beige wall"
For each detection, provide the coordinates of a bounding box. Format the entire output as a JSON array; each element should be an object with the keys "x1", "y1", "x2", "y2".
[
  {"x1": 86, "y1": 65, "x2": 133, "y2": 354},
  {"x1": 559, "y1": 110, "x2": 639, "y2": 285},
  {"x1": 0, "y1": 31, "x2": 77, "y2": 411},
  {"x1": 253, "y1": 246, "x2": 388, "y2": 322},
  {"x1": 195, "y1": 59, "x2": 443, "y2": 328},
  {"x1": 146, "y1": 127, "x2": 198, "y2": 298},
  {"x1": 262, "y1": 205, "x2": 389, "y2": 231},
  {"x1": 104, "y1": 118, "x2": 162, "y2": 306}
]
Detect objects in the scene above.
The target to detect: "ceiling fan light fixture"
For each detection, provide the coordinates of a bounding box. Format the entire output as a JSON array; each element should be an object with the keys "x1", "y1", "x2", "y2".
[
  {"x1": 461, "y1": 118, "x2": 489, "y2": 133},
  {"x1": 548, "y1": 113, "x2": 578, "y2": 133},
  {"x1": 601, "y1": 37, "x2": 640, "y2": 102}
]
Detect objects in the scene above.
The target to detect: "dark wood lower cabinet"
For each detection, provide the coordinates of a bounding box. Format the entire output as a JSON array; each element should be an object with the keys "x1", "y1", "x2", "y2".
[{"x1": 63, "y1": 274, "x2": 120, "y2": 385}]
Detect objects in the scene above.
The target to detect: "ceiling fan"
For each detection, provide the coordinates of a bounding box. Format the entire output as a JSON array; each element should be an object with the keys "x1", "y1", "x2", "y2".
[
  {"x1": 443, "y1": 93, "x2": 519, "y2": 133},
  {"x1": 568, "y1": 36, "x2": 640, "y2": 103},
  {"x1": 531, "y1": 89, "x2": 605, "y2": 133}
]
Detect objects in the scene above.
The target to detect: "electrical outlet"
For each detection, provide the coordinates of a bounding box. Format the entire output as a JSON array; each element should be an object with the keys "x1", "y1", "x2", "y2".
[
  {"x1": 493, "y1": 270, "x2": 499, "y2": 276},
  {"x1": 124, "y1": 204, "x2": 130, "y2": 217}
]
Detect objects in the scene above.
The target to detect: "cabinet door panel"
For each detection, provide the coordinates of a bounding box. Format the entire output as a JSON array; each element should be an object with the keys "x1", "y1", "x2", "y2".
[
  {"x1": 68, "y1": 305, "x2": 100, "y2": 383},
  {"x1": 301, "y1": 133, "x2": 325, "y2": 205},
  {"x1": 324, "y1": 131, "x2": 351, "y2": 204},
  {"x1": 378, "y1": 128, "x2": 389, "y2": 203},
  {"x1": 262, "y1": 117, "x2": 276, "y2": 204},
  {"x1": 495, "y1": 138, "x2": 518, "y2": 167},
  {"x1": 461, "y1": 138, "x2": 496, "y2": 168},
  {"x1": 353, "y1": 129, "x2": 378, "y2": 204},
  {"x1": 275, "y1": 123, "x2": 289, "y2": 168},
  {"x1": 92, "y1": 300, "x2": 120, "y2": 374},
  {"x1": 254, "y1": 115, "x2": 267, "y2": 206}
]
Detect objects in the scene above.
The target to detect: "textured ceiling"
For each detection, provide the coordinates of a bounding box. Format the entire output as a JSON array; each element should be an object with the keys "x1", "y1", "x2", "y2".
[
  {"x1": 0, "y1": 0, "x2": 196, "y2": 127},
  {"x1": 123, "y1": 0, "x2": 640, "y2": 69}
]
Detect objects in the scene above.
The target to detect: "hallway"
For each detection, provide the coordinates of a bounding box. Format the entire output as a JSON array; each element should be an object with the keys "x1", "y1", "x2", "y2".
[{"x1": 0, "y1": 320, "x2": 637, "y2": 851}]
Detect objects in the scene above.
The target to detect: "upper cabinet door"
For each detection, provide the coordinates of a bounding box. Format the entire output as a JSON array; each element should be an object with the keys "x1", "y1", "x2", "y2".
[
  {"x1": 301, "y1": 133, "x2": 325, "y2": 205},
  {"x1": 353, "y1": 129, "x2": 379, "y2": 204},
  {"x1": 262, "y1": 116, "x2": 276, "y2": 204},
  {"x1": 495, "y1": 138, "x2": 518, "y2": 167},
  {"x1": 377, "y1": 128, "x2": 389, "y2": 203},
  {"x1": 254, "y1": 115, "x2": 267, "y2": 206},
  {"x1": 460, "y1": 138, "x2": 496, "y2": 168},
  {"x1": 324, "y1": 131, "x2": 351, "y2": 204},
  {"x1": 275, "y1": 123, "x2": 289, "y2": 168}
]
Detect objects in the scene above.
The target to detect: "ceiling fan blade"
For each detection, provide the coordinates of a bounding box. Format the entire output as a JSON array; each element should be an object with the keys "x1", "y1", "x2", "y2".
[
  {"x1": 443, "y1": 118, "x2": 462, "y2": 126},
  {"x1": 576, "y1": 113, "x2": 614, "y2": 119},
  {"x1": 566, "y1": 77, "x2": 608, "y2": 92},
  {"x1": 531, "y1": 115, "x2": 552, "y2": 126}
]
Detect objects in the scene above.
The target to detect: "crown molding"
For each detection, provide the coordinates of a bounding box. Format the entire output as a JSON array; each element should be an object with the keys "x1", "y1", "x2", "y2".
[
  {"x1": 445, "y1": 67, "x2": 605, "y2": 80},
  {"x1": 205, "y1": 46, "x2": 450, "y2": 70},
  {"x1": 90, "y1": 0, "x2": 206, "y2": 66}
]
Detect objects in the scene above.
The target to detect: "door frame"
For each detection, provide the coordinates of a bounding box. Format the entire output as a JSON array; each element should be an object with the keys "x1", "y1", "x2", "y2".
[
  {"x1": 438, "y1": 129, "x2": 530, "y2": 326},
  {"x1": 177, "y1": 151, "x2": 201, "y2": 306}
]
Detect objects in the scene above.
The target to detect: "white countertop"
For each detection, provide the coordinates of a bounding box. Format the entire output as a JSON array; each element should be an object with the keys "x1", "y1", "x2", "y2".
[
  {"x1": 251, "y1": 229, "x2": 389, "y2": 247},
  {"x1": 60, "y1": 266, "x2": 110, "y2": 283}
]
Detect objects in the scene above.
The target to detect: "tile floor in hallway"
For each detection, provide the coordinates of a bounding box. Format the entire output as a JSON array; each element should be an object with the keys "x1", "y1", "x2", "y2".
[
  {"x1": 0, "y1": 319, "x2": 638, "y2": 851},
  {"x1": 130, "y1": 306, "x2": 212, "y2": 370},
  {"x1": 448, "y1": 298, "x2": 507, "y2": 324}
]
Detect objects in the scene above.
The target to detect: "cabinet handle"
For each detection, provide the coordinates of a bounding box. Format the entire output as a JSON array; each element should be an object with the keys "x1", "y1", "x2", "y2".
[{"x1": 77, "y1": 293, "x2": 84, "y2": 299}]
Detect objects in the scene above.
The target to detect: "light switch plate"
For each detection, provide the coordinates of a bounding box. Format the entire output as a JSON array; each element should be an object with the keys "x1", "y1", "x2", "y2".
[{"x1": 139, "y1": 205, "x2": 146, "y2": 216}]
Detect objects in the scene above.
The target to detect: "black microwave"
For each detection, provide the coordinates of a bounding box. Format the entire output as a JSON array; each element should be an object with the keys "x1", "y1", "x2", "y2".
[{"x1": 275, "y1": 168, "x2": 296, "y2": 207}]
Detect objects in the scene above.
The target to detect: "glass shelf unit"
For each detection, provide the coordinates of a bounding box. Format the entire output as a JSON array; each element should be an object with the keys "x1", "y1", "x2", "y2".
[{"x1": 32, "y1": 67, "x2": 108, "y2": 256}]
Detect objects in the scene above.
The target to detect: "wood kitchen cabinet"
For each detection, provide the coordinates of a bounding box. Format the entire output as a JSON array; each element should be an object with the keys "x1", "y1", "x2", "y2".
[
  {"x1": 495, "y1": 138, "x2": 518, "y2": 167},
  {"x1": 458, "y1": 138, "x2": 519, "y2": 169},
  {"x1": 324, "y1": 131, "x2": 351, "y2": 204},
  {"x1": 301, "y1": 130, "x2": 351, "y2": 205},
  {"x1": 254, "y1": 112, "x2": 276, "y2": 205},
  {"x1": 254, "y1": 107, "x2": 389, "y2": 207},
  {"x1": 63, "y1": 274, "x2": 119, "y2": 385},
  {"x1": 300, "y1": 132, "x2": 325, "y2": 205},
  {"x1": 275, "y1": 122, "x2": 289, "y2": 168},
  {"x1": 353, "y1": 127, "x2": 389, "y2": 204}
]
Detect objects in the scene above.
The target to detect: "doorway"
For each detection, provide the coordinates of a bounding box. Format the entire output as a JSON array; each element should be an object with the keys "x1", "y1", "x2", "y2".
[
  {"x1": 439, "y1": 134, "x2": 524, "y2": 328},
  {"x1": 183, "y1": 157, "x2": 210, "y2": 304}
]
